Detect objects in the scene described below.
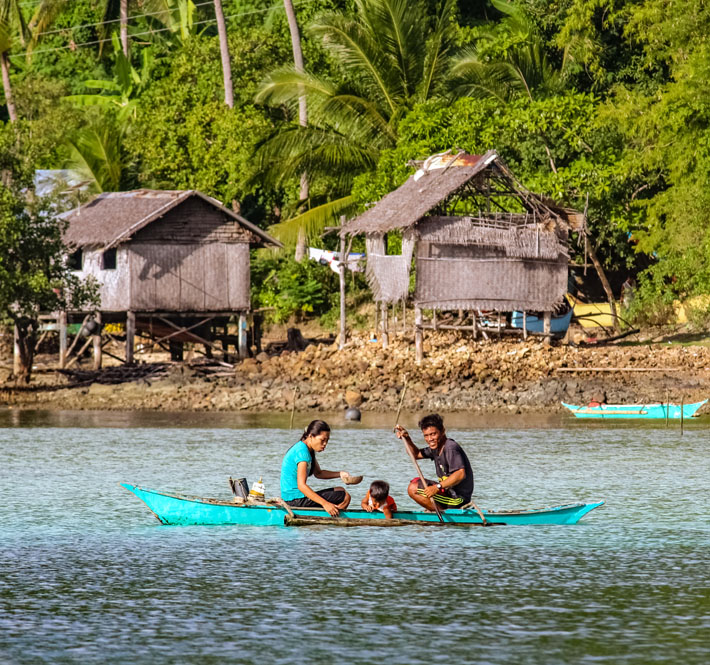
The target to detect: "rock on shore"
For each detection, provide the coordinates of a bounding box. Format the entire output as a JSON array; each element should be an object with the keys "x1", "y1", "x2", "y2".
[{"x1": 1, "y1": 332, "x2": 708, "y2": 413}]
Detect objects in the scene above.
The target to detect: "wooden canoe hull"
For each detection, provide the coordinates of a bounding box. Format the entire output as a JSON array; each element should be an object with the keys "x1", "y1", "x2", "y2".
[
  {"x1": 562, "y1": 400, "x2": 707, "y2": 419},
  {"x1": 120, "y1": 483, "x2": 604, "y2": 527}
]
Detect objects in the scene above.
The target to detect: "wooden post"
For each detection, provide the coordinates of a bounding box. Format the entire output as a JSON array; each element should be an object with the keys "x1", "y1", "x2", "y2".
[
  {"x1": 13, "y1": 323, "x2": 20, "y2": 377},
  {"x1": 238, "y1": 312, "x2": 248, "y2": 359},
  {"x1": 680, "y1": 397, "x2": 684, "y2": 436},
  {"x1": 339, "y1": 231, "x2": 347, "y2": 350},
  {"x1": 471, "y1": 312, "x2": 477, "y2": 340},
  {"x1": 381, "y1": 301, "x2": 389, "y2": 349},
  {"x1": 92, "y1": 312, "x2": 102, "y2": 370},
  {"x1": 401, "y1": 298, "x2": 406, "y2": 335},
  {"x1": 522, "y1": 311, "x2": 528, "y2": 340},
  {"x1": 58, "y1": 311, "x2": 67, "y2": 369},
  {"x1": 125, "y1": 311, "x2": 135, "y2": 364},
  {"x1": 414, "y1": 305, "x2": 423, "y2": 364},
  {"x1": 497, "y1": 311, "x2": 502, "y2": 340},
  {"x1": 432, "y1": 308, "x2": 437, "y2": 330},
  {"x1": 543, "y1": 311, "x2": 552, "y2": 346}
]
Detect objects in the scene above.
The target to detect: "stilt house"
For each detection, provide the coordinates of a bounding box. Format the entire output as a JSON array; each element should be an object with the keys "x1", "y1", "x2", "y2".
[
  {"x1": 342, "y1": 150, "x2": 584, "y2": 359},
  {"x1": 61, "y1": 189, "x2": 281, "y2": 365}
]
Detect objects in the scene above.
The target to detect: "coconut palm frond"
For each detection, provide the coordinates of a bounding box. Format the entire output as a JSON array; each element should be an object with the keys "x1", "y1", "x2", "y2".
[
  {"x1": 268, "y1": 195, "x2": 356, "y2": 246},
  {"x1": 65, "y1": 124, "x2": 126, "y2": 193},
  {"x1": 448, "y1": 52, "x2": 523, "y2": 102}
]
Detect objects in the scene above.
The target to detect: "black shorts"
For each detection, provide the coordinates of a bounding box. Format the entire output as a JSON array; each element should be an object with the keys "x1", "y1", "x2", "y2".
[
  {"x1": 286, "y1": 488, "x2": 346, "y2": 507},
  {"x1": 412, "y1": 477, "x2": 468, "y2": 508}
]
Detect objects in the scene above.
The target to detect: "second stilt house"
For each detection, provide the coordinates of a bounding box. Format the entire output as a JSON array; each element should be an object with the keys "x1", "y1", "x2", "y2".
[{"x1": 342, "y1": 150, "x2": 584, "y2": 360}]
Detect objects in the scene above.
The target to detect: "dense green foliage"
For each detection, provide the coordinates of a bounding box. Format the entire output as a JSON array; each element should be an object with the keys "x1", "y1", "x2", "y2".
[{"x1": 2, "y1": 0, "x2": 710, "y2": 326}]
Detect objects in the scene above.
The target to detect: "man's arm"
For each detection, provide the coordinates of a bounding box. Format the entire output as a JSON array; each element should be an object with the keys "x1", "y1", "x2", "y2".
[
  {"x1": 394, "y1": 425, "x2": 423, "y2": 459},
  {"x1": 441, "y1": 468, "x2": 465, "y2": 488}
]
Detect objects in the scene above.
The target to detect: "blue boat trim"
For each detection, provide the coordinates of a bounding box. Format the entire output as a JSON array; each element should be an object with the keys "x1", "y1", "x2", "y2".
[
  {"x1": 120, "y1": 483, "x2": 605, "y2": 527},
  {"x1": 561, "y1": 399, "x2": 707, "y2": 419},
  {"x1": 511, "y1": 309, "x2": 573, "y2": 335}
]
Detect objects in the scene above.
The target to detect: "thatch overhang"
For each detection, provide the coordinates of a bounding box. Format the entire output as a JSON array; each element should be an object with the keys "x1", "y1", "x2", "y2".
[
  {"x1": 63, "y1": 189, "x2": 283, "y2": 249},
  {"x1": 342, "y1": 149, "x2": 583, "y2": 237}
]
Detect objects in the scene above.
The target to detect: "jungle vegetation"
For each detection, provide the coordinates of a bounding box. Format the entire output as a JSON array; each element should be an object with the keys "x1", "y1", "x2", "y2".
[{"x1": 2, "y1": 0, "x2": 710, "y2": 337}]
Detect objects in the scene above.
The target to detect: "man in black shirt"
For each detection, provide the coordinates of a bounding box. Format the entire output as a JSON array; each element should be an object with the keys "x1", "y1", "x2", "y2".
[{"x1": 395, "y1": 413, "x2": 473, "y2": 511}]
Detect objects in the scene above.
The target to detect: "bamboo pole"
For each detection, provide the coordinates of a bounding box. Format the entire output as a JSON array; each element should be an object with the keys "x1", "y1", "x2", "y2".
[
  {"x1": 680, "y1": 397, "x2": 684, "y2": 436},
  {"x1": 665, "y1": 391, "x2": 669, "y2": 428},
  {"x1": 555, "y1": 367, "x2": 682, "y2": 373},
  {"x1": 289, "y1": 386, "x2": 299, "y2": 429},
  {"x1": 58, "y1": 311, "x2": 67, "y2": 369},
  {"x1": 414, "y1": 306, "x2": 423, "y2": 364}
]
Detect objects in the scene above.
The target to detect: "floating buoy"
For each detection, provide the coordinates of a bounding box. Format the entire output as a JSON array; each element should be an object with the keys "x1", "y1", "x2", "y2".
[{"x1": 344, "y1": 406, "x2": 361, "y2": 421}]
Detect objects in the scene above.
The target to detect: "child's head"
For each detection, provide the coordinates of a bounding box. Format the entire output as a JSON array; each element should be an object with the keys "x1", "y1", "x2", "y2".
[{"x1": 369, "y1": 480, "x2": 390, "y2": 508}]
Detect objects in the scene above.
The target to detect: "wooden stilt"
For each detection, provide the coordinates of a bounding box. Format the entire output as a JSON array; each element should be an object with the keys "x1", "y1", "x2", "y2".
[
  {"x1": 543, "y1": 311, "x2": 551, "y2": 346},
  {"x1": 58, "y1": 311, "x2": 67, "y2": 369},
  {"x1": 126, "y1": 311, "x2": 135, "y2": 364},
  {"x1": 382, "y1": 301, "x2": 389, "y2": 349},
  {"x1": 92, "y1": 312, "x2": 102, "y2": 370},
  {"x1": 238, "y1": 312, "x2": 248, "y2": 359},
  {"x1": 472, "y1": 312, "x2": 477, "y2": 340},
  {"x1": 414, "y1": 306, "x2": 423, "y2": 364},
  {"x1": 339, "y1": 232, "x2": 347, "y2": 350},
  {"x1": 523, "y1": 311, "x2": 527, "y2": 341}
]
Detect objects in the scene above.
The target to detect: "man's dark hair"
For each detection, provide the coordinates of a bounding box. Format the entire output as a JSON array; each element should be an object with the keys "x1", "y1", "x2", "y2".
[
  {"x1": 369, "y1": 480, "x2": 390, "y2": 502},
  {"x1": 301, "y1": 420, "x2": 330, "y2": 440},
  {"x1": 418, "y1": 413, "x2": 444, "y2": 431}
]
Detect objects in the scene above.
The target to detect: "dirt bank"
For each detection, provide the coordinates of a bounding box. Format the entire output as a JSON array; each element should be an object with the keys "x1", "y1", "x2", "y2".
[{"x1": 2, "y1": 331, "x2": 708, "y2": 415}]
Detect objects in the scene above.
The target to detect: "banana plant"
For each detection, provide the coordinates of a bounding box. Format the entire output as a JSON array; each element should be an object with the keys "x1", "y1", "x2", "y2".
[{"x1": 65, "y1": 34, "x2": 153, "y2": 123}]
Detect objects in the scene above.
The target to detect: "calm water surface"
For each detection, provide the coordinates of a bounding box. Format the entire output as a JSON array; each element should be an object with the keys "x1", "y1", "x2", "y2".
[{"x1": 1, "y1": 409, "x2": 708, "y2": 664}]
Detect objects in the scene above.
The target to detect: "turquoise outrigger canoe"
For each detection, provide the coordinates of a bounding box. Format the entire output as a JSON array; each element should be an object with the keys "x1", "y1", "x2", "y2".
[
  {"x1": 562, "y1": 399, "x2": 707, "y2": 419},
  {"x1": 120, "y1": 483, "x2": 604, "y2": 527}
]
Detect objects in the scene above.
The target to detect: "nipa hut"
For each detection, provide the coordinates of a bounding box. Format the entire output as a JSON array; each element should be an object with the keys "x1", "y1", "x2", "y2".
[
  {"x1": 60, "y1": 189, "x2": 281, "y2": 367},
  {"x1": 342, "y1": 150, "x2": 584, "y2": 360}
]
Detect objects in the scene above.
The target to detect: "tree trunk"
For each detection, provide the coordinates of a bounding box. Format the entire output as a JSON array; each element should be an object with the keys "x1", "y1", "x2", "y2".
[
  {"x1": 214, "y1": 0, "x2": 234, "y2": 108},
  {"x1": 0, "y1": 52, "x2": 17, "y2": 123},
  {"x1": 120, "y1": 0, "x2": 129, "y2": 58},
  {"x1": 283, "y1": 0, "x2": 309, "y2": 257},
  {"x1": 294, "y1": 226, "x2": 307, "y2": 262},
  {"x1": 14, "y1": 318, "x2": 39, "y2": 384}
]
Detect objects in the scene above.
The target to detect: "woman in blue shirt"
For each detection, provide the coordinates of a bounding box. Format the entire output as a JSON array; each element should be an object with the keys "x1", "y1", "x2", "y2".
[{"x1": 280, "y1": 420, "x2": 353, "y2": 516}]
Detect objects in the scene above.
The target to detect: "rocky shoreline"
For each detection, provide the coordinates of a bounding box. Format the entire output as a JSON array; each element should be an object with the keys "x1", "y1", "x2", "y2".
[{"x1": 2, "y1": 331, "x2": 709, "y2": 415}]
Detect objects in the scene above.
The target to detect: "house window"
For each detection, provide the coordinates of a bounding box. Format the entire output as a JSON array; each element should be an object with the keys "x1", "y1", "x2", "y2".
[
  {"x1": 67, "y1": 249, "x2": 83, "y2": 271},
  {"x1": 102, "y1": 248, "x2": 117, "y2": 270}
]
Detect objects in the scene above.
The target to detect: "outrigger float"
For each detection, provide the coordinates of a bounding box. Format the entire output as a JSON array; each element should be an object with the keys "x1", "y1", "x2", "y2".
[
  {"x1": 121, "y1": 483, "x2": 604, "y2": 527},
  {"x1": 561, "y1": 399, "x2": 707, "y2": 419}
]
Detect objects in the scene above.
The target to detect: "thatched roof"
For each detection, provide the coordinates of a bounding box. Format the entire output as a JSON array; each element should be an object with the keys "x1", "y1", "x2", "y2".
[
  {"x1": 63, "y1": 189, "x2": 282, "y2": 249},
  {"x1": 343, "y1": 150, "x2": 583, "y2": 235}
]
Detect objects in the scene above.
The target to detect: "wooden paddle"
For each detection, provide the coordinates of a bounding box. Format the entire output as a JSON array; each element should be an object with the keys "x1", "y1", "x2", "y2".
[{"x1": 402, "y1": 440, "x2": 445, "y2": 523}]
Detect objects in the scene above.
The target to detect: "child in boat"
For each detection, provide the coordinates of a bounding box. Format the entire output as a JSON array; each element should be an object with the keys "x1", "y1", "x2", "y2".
[{"x1": 361, "y1": 480, "x2": 397, "y2": 519}]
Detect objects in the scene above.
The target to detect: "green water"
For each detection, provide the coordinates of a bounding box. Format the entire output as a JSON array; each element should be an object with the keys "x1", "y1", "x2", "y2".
[{"x1": 0, "y1": 410, "x2": 708, "y2": 664}]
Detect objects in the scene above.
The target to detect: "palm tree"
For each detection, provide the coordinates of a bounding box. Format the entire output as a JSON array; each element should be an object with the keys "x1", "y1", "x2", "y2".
[
  {"x1": 213, "y1": 0, "x2": 233, "y2": 108},
  {"x1": 0, "y1": 0, "x2": 26, "y2": 122},
  {"x1": 255, "y1": 0, "x2": 455, "y2": 245},
  {"x1": 0, "y1": 0, "x2": 66, "y2": 122},
  {"x1": 282, "y1": 0, "x2": 308, "y2": 259},
  {"x1": 448, "y1": 0, "x2": 563, "y2": 103}
]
